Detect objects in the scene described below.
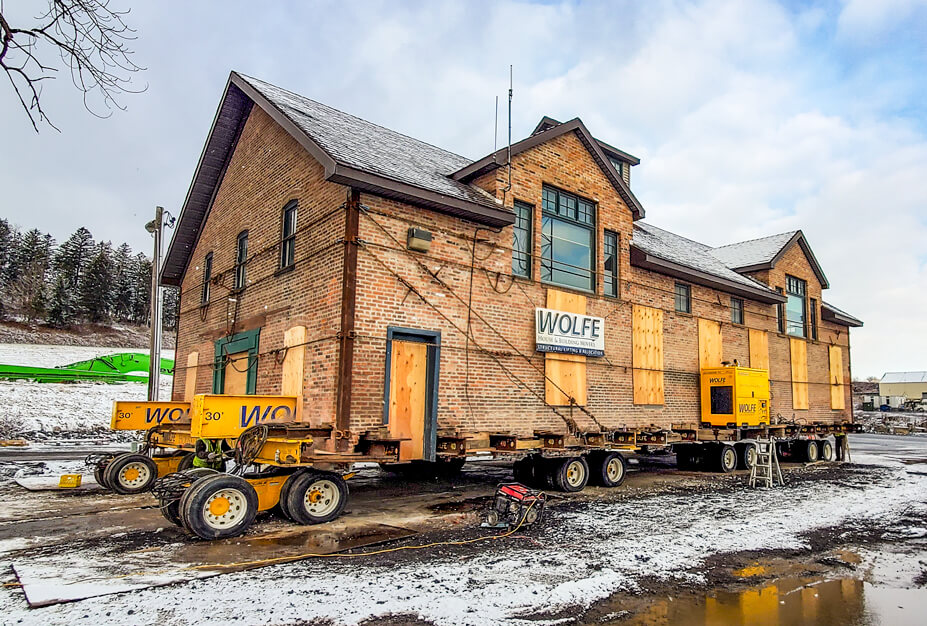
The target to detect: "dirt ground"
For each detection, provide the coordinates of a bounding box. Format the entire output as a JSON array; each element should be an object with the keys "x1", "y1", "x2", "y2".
[{"x1": 0, "y1": 435, "x2": 925, "y2": 625}]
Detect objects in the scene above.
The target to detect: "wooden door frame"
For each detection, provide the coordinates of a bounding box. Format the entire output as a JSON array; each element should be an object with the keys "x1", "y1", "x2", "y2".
[
  {"x1": 213, "y1": 328, "x2": 261, "y2": 394},
  {"x1": 382, "y1": 326, "x2": 441, "y2": 462}
]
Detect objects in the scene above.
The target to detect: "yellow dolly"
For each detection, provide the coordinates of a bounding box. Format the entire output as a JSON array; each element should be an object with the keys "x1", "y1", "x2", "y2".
[
  {"x1": 88, "y1": 401, "x2": 198, "y2": 494},
  {"x1": 153, "y1": 394, "x2": 386, "y2": 540}
]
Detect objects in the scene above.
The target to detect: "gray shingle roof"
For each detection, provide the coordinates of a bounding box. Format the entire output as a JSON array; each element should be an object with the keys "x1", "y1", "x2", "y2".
[
  {"x1": 881, "y1": 371, "x2": 927, "y2": 384},
  {"x1": 709, "y1": 231, "x2": 798, "y2": 269},
  {"x1": 632, "y1": 223, "x2": 777, "y2": 294},
  {"x1": 822, "y1": 301, "x2": 863, "y2": 326},
  {"x1": 237, "y1": 74, "x2": 499, "y2": 210}
]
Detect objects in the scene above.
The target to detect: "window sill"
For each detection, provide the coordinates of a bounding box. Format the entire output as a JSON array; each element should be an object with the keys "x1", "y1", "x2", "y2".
[
  {"x1": 674, "y1": 310, "x2": 694, "y2": 317},
  {"x1": 274, "y1": 265, "x2": 295, "y2": 277},
  {"x1": 540, "y1": 280, "x2": 595, "y2": 297}
]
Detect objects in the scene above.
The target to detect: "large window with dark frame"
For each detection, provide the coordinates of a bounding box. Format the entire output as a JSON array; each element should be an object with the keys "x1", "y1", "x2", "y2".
[
  {"x1": 512, "y1": 200, "x2": 533, "y2": 278},
  {"x1": 675, "y1": 282, "x2": 691, "y2": 313},
  {"x1": 234, "y1": 230, "x2": 248, "y2": 290},
  {"x1": 786, "y1": 275, "x2": 807, "y2": 337},
  {"x1": 540, "y1": 185, "x2": 595, "y2": 292},
  {"x1": 201, "y1": 252, "x2": 212, "y2": 305},
  {"x1": 731, "y1": 297, "x2": 744, "y2": 325},
  {"x1": 604, "y1": 230, "x2": 619, "y2": 297},
  {"x1": 280, "y1": 200, "x2": 298, "y2": 270}
]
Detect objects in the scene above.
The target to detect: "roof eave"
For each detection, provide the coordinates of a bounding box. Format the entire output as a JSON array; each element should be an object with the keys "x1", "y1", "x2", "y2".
[
  {"x1": 452, "y1": 118, "x2": 646, "y2": 220},
  {"x1": 630, "y1": 246, "x2": 787, "y2": 304},
  {"x1": 821, "y1": 306, "x2": 863, "y2": 328},
  {"x1": 329, "y1": 164, "x2": 514, "y2": 228}
]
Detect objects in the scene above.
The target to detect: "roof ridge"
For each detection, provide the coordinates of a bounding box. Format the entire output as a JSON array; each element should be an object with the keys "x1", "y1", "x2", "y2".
[
  {"x1": 712, "y1": 230, "x2": 798, "y2": 251},
  {"x1": 236, "y1": 72, "x2": 474, "y2": 167}
]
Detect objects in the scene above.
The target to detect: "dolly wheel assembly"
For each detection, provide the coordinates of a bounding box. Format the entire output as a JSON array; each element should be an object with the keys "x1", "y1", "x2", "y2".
[
  {"x1": 153, "y1": 468, "x2": 220, "y2": 527},
  {"x1": 103, "y1": 453, "x2": 158, "y2": 494},
  {"x1": 717, "y1": 445, "x2": 737, "y2": 473},
  {"x1": 819, "y1": 439, "x2": 835, "y2": 462},
  {"x1": 551, "y1": 457, "x2": 589, "y2": 492},
  {"x1": 179, "y1": 474, "x2": 258, "y2": 539},
  {"x1": 589, "y1": 451, "x2": 627, "y2": 488},
  {"x1": 285, "y1": 470, "x2": 349, "y2": 525}
]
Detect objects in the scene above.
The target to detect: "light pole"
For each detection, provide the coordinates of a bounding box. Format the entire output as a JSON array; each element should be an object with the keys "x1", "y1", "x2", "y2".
[{"x1": 145, "y1": 206, "x2": 164, "y2": 401}]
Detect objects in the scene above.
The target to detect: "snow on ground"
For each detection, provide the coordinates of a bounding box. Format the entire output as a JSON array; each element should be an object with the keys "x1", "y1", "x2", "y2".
[
  {"x1": 2, "y1": 452, "x2": 924, "y2": 625},
  {"x1": 0, "y1": 344, "x2": 174, "y2": 437}
]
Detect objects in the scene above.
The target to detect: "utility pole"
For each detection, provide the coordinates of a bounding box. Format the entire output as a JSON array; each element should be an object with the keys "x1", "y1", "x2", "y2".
[{"x1": 145, "y1": 206, "x2": 164, "y2": 401}]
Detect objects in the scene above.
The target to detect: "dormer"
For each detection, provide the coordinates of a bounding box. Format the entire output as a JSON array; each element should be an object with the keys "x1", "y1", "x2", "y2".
[{"x1": 531, "y1": 116, "x2": 640, "y2": 187}]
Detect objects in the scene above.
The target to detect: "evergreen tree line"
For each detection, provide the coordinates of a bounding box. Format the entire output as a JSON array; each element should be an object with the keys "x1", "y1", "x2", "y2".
[{"x1": 0, "y1": 219, "x2": 179, "y2": 330}]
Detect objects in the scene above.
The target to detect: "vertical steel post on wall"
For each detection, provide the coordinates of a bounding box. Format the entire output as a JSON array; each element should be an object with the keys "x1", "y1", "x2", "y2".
[
  {"x1": 335, "y1": 189, "x2": 360, "y2": 449},
  {"x1": 145, "y1": 206, "x2": 164, "y2": 401}
]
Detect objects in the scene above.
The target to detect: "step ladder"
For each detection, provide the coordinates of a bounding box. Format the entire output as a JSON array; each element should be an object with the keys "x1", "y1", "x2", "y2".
[{"x1": 749, "y1": 438, "x2": 784, "y2": 488}]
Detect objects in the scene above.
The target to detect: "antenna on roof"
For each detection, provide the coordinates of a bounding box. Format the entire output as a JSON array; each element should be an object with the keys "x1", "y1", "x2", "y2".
[
  {"x1": 494, "y1": 95, "x2": 499, "y2": 153},
  {"x1": 502, "y1": 65, "x2": 513, "y2": 203}
]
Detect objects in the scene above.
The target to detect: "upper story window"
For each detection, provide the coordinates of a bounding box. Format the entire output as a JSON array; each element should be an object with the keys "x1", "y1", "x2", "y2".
[
  {"x1": 540, "y1": 185, "x2": 595, "y2": 292},
  {"x1": 604, "y1": 230, "x2": 619, "y2": 298},
  {"x1": 675, "y1": 282, "x2": 691, "y2": 314},
  {"x1": 234, "y1": 230, "x2": 248, "y2": 290},
  {"x1": 809, "y1": 297, "x2": 818, "y2": 340},
  {"x1": 201, "y1": 252, "x2": 212, "y2": 305},
  {"x1": 731, "y1": 297, "x2": 744, "y2": 325},
  {"x1": 608, "y1": 157, "x2": 624, "y2": 178},
  {"x1": 280, "y1": 200, "x2": 298, "y2": 269},
  {"x1": 786, "y1": 275, "x2": 806, "y2": 337},
  {"x1": 512, "y1": 200, "x2": 532, "y2": 278}
]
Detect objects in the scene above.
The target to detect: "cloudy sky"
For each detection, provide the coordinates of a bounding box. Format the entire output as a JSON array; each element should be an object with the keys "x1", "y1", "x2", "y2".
[{"x1": 2, "y1": 0, "x2": 925, "y2": 378}]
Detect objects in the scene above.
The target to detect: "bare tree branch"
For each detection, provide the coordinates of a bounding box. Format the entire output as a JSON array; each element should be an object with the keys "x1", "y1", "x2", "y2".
[{"x1": 0, "y1": 0, "x2": 145, "y2": 132}]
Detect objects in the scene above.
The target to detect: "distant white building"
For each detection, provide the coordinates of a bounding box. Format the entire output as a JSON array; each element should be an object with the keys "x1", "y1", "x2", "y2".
[{"x1": 880, "y1": 371, "x2": 927, "y2": 405}]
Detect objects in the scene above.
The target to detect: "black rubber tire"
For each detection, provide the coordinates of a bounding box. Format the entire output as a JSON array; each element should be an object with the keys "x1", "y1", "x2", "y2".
[
  {"x1": 589, "y1": 452, "x2": 627, "y2": 488},
  {"x1": 159, "y1": 468, "x2": 219, "y2": 527},
  {"x1": 93, "y1": 463, "x2": 109, "y2": 490},
  {"x1": 177, "y1": 453, "x2": 196, "y2": 472},
  {"x1": 818, "y1": 439, "x2": 835, "y2": 462},
  {"x1": 675, "y1": 446, "x2": 696, "y2": 471},
  {"x1": 738, "y1": 444, "x2": 758, "y2": 470},
  {"x1": 803, "y1": 439, "x2": 820, "y2": 462},
  {"x1": 104, "y1": 453, "x2": 159, "y2": 494},
  {"x1": 276, "y1": 469, "x2": 309, "y2": 521},
  {"x1": 285, "y1": 470, "x2": 349, "y2": 525},
  {"x1": 436, "y1": 457, "x2": 466, "y2": 476},
  {"x1": 179, "y1": 474, "x2": 258, "y2": 539},
  {"x1": 717, "y1": 445, "x2": 737, "y2": 473},
  {"x1": 513, "y1": 456, "x2": 540, "y2": 487},
  {"x1": 551, "y1": 456, "x2": 590, "y2": 492}
]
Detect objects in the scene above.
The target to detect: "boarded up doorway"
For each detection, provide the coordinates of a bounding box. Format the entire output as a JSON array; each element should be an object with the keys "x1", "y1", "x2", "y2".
[
  {"x1": 383, "y1": 327, "x2": 440, "y2": 462},
  {"x1": 213, "y1": 328, "x2": 260, "y2": 395}
]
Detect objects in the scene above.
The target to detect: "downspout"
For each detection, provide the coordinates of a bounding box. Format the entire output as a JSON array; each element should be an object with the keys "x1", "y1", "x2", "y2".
[{"x1": 335, "y1": 188, "x2": 360, "y2": 450}]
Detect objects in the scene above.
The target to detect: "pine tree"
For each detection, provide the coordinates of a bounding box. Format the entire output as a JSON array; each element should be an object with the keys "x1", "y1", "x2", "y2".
[
  {"x1": 161, "y1": 286, "x2": 179, "y2": 330},
  {"x1": 12, "y1": 229, "x2": 54, "y2": 321},
  {"x1": 112, "y1": 243, "x2": 135, "y2": 322},
  {"x1": 131, "y1": 253, "x2": 152, "y2": 324},
  {"x1": 0, "y1": 219, "x2": 17, "y2": 318},
  {"x1": 78, "y1": 242, "x2": 115, "y2": 323},
  {"x1": 47, "y1": 273, "x2": 77, "y2": 327},
  {"x1": 54, "y1": 227, "x2": 95, "y2": 289}
]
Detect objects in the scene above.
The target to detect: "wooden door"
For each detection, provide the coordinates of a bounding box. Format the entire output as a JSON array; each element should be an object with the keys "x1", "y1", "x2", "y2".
[
  {"x1": 224, "y1": 350, "x2": 250, "y2": 395},
  {"x1": 388, "y1": 339, "x2": 428, "y2": 461}
]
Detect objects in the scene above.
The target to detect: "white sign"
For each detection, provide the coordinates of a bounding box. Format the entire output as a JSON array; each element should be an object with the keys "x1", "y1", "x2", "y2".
[{"x1": 535, "y1": 307, "x2": 605, "y2": 357}]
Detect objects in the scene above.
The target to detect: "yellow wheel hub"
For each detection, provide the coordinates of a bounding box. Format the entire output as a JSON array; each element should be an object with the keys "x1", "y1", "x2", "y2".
[
  {"x1": 209, "y1": 496, "x2": 231, "y2": 517},
  {"x1": 124, "y1": 467, "x2": 140, "y2": 482},
  {"x1": 307, "y1": 489, "x2": 323, "y2": 504}
]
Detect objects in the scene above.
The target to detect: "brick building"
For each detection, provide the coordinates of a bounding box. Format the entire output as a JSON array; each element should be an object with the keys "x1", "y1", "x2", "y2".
[{"x1": 162, "y1": 72, "x2": 863, "y2": 461}]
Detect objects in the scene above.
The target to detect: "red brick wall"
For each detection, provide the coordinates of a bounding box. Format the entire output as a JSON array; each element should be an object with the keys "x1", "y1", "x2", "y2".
[
  {"x1": 172, "y1": 106, "x2": 347, "y2": 424},
  {"x1": 172, "y1": 112, "x2": 855, "y2": 441}
]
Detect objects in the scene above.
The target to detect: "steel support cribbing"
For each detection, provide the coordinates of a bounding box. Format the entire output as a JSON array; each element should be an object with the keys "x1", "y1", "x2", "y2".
[{"x1": 335, "y1": 189, "x2": 360, "y2": 449}]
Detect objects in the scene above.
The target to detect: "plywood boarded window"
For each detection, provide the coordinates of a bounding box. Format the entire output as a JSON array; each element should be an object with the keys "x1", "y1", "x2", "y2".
[
  {"x1": 183, "y1": 351, "x2": 198, "y2": 401},
  {"x1": 632, "y1": 304, "x2": 664, "y2": 405},
  {"x1": 698, "y1": 319, "x2": 722, "y2": 370},
  {"x1": 282, "y1": 326, "x2": 307, "y2": 420},
  {"x1": 749, "y1": 330, "x2": 769, "y2": 371},
  {"x1": 545, "y1": 289, "x2": 587, "y2": 406},
  {"x1": 790, "y1": 337, "x2": 809, "y2": 410},
  {"x1": 829, "y1": 345, "x2": 845, "y2": 410}
]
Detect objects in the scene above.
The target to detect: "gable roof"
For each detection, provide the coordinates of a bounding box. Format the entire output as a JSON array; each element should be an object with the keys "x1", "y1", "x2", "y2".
[
  {"x1": 880, "y1": 371, "x2": 927, "y2": 384},
  {"x1": 532, "y1": 116, "x2": 641, "y2": 165},
  {"x1": 710, "y1": 230, "x2": 830, "y2": 289},
  {"x1": 822, "y1": 301, "x2": 863, "y2": 327},
  {"x1": 451, "y1": 117, "x2": 646, "y2": 220},
  {"x1": 631, "y1": 223, "x2": 786, "y2": 304},
  {"x1": 161, "y1": 72, "x2": 515, "y2": 286}
]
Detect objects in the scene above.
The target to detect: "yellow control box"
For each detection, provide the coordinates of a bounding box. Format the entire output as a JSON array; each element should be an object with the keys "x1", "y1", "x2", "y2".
[
  {"x1": 700, "y1": 367, "x2": 770, "y2": 427},
  {"x1": 110, "y1": 401, "x2": 191, "y2": 431},
  {"x1": 190, "y1": 395, "x2": 299, "y2": 439},
  {"x1": 59, "y1": 474, "x2": 82, "y2": 488}
]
